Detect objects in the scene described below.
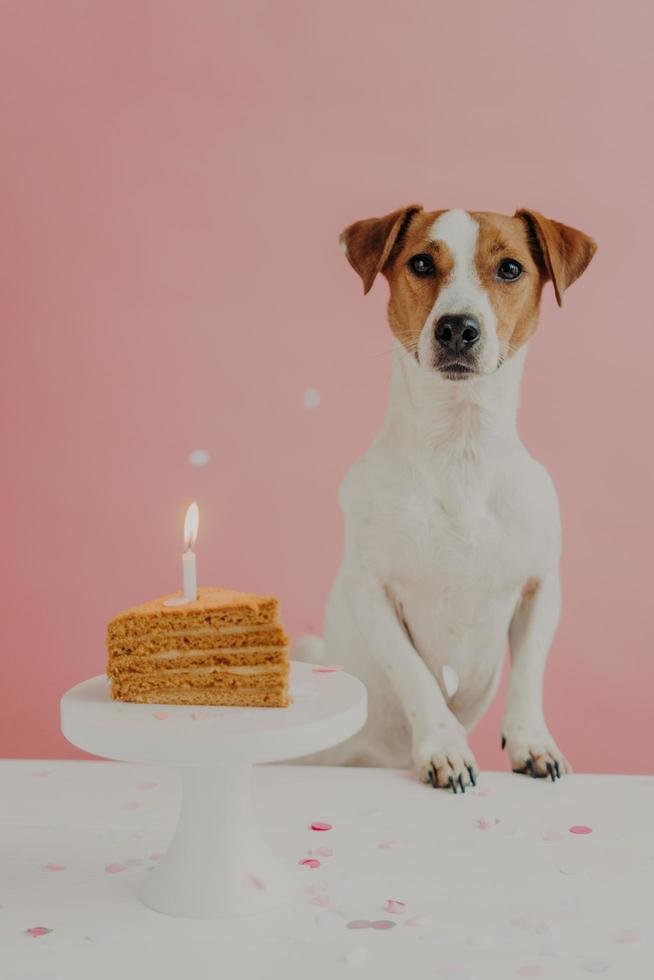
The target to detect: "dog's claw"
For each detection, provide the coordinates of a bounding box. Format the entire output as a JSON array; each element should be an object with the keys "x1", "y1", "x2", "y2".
[
  {"x1": 458, "y1": 773, "x2": 466, "y2": 793},
  {"x1": 467, "y1": 764, "x2": 476, "y2": 787},
  {"x1": 428, "y1": 767, "x2": 436, "y2": 788},
  {"x1": 554, "y1": 760, "x2": 561, "y2": 779},
  {"x1": 448, "y1": 776, "x2": 457, "y2": 794},
  {"x1": 546, "y1": 762, "x2": 556, "y2": 782},
  {"x1": 501, "y1": 735, "x2": 506, "y2": 750}
]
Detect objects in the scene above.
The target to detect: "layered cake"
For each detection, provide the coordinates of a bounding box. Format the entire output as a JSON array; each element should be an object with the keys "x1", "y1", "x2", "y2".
[{"x1": 106, "y1": 587, "x2": 291, "y2": 707}]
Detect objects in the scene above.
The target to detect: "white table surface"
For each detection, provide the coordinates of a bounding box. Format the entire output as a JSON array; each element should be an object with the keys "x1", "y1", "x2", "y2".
[{"x1": 0, "y1": 762, "x2": 652, "y2": 980}]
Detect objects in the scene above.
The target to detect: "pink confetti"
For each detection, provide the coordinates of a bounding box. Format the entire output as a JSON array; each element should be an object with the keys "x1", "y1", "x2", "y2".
[
  {"x1": 248, "y1": 875, "x2": 266, "y2": 891},
  {"x1": 308, "y1": 846, "x2": 333, "y2": 857},
  {"x1": 569, "y1": 825, "x2": 593, "y2": 835},
  {"x1": 405, "y1": 913, "x2": 433, "y2": 927},
  {"x1": 347, "y1": 920, "x2": 372, "y2": 929},
  {"x1": 26, "y1": 926, "x2": 52, "y2": 938},
  {"x1": 517, "y1": 968, "x2": 543, "y2": 979},
  {"x1": 384, "y1": 899, "x2": 406, "y2": 915},
  {"x1": 32, "y1": 769, "x2": 51, "y2": 778},
  {"x1": 542, "y1": 828, "x2": 564, "y2": 841},
  {"x1": 43, "y1": 863, "x2": 66, "y2": 872},
  {"x1": 371, "y1": 920, "x2": 396, "y2": 930},
  {"x1": 474, "y1": 817, "x2": 499, "y2": 830},
  {"x1": 310, "y1": 821, "x2": 332, "y2": 831},
  {"x1": 298, "y1": 858, "x2": 320, "y2": 869},
  {"x1": 149, "y1": 852, "x2": 163, "y2": 861},
  {"x1": 152, "y1": 712, "x2": 169, "y2": 721},
  {"x1": 615, "y1": 929, "x2": 640, "y2": 944},
  {"x1": 122, "y1": 802, "x2": 140, "y2": 811},
  {"x1": 105, "y1": 863, "x2": 127, "y2": 874},
  {"x1": 312, "y1": 665, "x2": 343, "y2": 673},
  {"x1": 378, "y1": 840, "x2": 402, "y2": 849},
  {"x1": 137, "y1": 781, "x2": 158, "y2": 791}
]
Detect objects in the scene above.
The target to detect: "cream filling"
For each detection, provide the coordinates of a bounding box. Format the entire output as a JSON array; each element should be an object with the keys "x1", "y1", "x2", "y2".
[
  {"x1": 121, "y1": 664, "x2": 284, "y2": 679},
  {"x1": 136, "y1": 624, "x2": 280, "y2": 641},
  {"x1": 146, "y1": 647, "x2": 285, "y2": 661}
]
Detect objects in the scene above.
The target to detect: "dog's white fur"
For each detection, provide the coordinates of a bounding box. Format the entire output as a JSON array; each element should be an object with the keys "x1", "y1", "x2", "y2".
[{"x1": 296, "y1": 209, "x2": 568, "y2": 785}]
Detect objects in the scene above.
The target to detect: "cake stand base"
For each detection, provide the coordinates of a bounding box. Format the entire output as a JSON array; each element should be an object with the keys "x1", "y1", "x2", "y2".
[
  {"x1": 140, "y1": 764, "x2": 296, "y2": 917},
  {"x1": 60, "y1": 663, "x2": 367, "y2": 919}
]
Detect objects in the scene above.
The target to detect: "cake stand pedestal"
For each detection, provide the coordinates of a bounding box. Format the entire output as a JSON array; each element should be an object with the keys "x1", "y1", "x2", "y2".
[{"x1": 60, "y1": 662, "x2": 366, "y2": 919}]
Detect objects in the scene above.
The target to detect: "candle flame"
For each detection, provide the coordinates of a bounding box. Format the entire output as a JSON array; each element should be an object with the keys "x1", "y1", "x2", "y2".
[{"x1": 184, "y1": 501, "x2": 199, "y2": 550}]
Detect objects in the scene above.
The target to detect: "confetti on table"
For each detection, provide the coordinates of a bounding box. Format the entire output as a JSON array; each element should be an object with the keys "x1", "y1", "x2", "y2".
[
  {"x1": 310, "y1": 821, "x2": 332, "y2": 831},
  {"x1": 312, "y1": 665, "x2": 343, "y2": 674},
  {"x1": 615, "y1": 929, "x2": 640, "y2": 943},
  {"x1": 152, "y1": 712, "x2": 169, "y2": 721},
  {"x1": 569, "y1": 825, "x2": 593, "y2": 835},
  {"x1": 188, "y1": 448, "x2": 210, "y2": 466},
  {"x1": 517, "y1": 967, "x2": 543, "y2": 978},
  {"x1": 43, "y1": 863, "x2": 66, "y2": 872},
  {"x1": 405, "y1": 913, "x2": 433, "y2": 927},
  {"x1": 298, "y1": 858, "x2": 320, "y2": 869},
  {"x1": 122, "y1": 801, "x2": 140, "y2": 810},
  {"x1": 346, "y1": 920, "x2": 372, "y2": 930},
  {"x1": 149, "y1": 852, "x2": 163, "y2": 861},
  {"x1": 474, "y1": 816, "x2": 500, "y2": 831},
  {"x1": 303, "y1": 387, "x2": 321, "y2": 409},
  {"x1": 371, "y1": 920, "x2": 396, "y2": 930},
  {"x1": 384, "y1": 899, "x2": 406, "y2": 915},
  {"x1": 26, "y1": 927, "x2": 52, "y2": 938},
  {"x1": 309, "y1": 893, "x2": 330, "y2": 908},
  {"x1": 342, "y1": 947, "x2": 370, "y2": 965},
  {"x1": 378, "y1": 840, "x2": 402, "y2": 849},
  {"x1": 248, "y1": 875, "x2": 266, "y2": 891},
  {"x1": 542, "y1": 828, "x2": 564, "y2": 841},
  {"x1": 105, "y1": 863, "x2": 128, "y2": 874},
  {"x1": 137, "y1": 781, "x2": 158, "y2": 791}
]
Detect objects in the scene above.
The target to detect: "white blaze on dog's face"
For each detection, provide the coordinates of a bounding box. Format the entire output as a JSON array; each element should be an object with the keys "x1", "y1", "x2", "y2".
[{"x1": 340, "y1": 205, "x2": 596, "y2": 379}]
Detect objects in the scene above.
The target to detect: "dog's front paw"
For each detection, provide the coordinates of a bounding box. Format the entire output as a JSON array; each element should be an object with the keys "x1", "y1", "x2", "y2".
[
  {"x1": 413, "y1": 728, "x2": 478, "y2": 793},
  {"x1": 501, "y1": 724, "x2": 571, "y2": 781}
]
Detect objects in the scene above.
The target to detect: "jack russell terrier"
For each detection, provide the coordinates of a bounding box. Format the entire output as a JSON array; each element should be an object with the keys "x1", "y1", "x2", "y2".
[{"x1": 296, "y1": 205, "x2": 596, "y2": 791}]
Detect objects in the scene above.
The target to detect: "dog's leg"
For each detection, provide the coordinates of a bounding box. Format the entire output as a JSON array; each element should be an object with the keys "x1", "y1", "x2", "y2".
[
  {"x1": 346, "y1": 576, "x2": 477, "y2": 792},
  {"x1": 502, "y1": 572, "x2": 571, "y2": 780}
]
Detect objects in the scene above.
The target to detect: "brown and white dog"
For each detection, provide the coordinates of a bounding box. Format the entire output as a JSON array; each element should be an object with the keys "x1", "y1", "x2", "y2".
[{"x1": 296, "y1": 206, "x2": 596, "y2": 791}]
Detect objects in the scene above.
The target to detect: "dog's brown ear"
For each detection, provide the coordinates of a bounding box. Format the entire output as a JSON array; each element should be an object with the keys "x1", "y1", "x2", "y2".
[
  {"x1": 515, "y1": 208, "x2": 597, "y2": 307},
  {"x1": 339, "y1": 205, "x2": 423, "y2": 294}
]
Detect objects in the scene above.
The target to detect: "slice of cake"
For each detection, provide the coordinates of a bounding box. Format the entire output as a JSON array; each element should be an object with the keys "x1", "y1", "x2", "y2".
[{"x1": 106, "y1": 587, "x2": 291, "y2": 707}]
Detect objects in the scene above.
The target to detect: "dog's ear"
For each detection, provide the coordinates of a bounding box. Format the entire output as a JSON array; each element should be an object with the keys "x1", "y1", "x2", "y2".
[
  {"x1": 339, "y1": 205, "x2": 423, "y2": 294},
  {"x1": 515, "y1": 208, "x2": 597, "y2": 307}
]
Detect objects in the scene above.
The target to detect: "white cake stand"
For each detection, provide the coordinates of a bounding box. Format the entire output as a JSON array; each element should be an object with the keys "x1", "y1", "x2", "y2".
[{"x1": 60, "y1": 662, "x2": 366, "y2": 919}]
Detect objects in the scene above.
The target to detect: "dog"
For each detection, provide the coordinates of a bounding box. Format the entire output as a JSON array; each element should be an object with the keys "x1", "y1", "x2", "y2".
[{"x1": 295, "y1": 205, "x2": 596, "y2": 791}]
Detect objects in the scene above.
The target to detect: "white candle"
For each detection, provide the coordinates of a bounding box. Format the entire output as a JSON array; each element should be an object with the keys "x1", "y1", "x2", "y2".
[{"x1": 183, "y1": 501, "x2": 199, "y2": 601}]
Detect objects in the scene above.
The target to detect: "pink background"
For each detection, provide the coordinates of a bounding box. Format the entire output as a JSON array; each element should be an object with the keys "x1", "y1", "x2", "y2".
[{"x1": 2, "y1": 1, "x2": 652, "y2": 771}]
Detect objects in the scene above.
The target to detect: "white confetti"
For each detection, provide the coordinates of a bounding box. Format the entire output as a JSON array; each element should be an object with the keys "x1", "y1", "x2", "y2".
[
  {"x1": 303, "y1": 388, "x2": 321, "y2": 409},
  {"x1": 188, "y1": 448, "x2": 210, "y2": 466},
  {"x1": 442, "y1": 665, "x2": 459, "y2": 698}
]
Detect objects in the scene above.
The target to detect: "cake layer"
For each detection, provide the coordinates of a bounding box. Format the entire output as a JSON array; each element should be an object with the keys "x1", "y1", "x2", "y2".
[
  {"x1": 107, "y1": 625, "x2": 288, "y2": 658},
  {"x1": 108, "y1": 647, "x2": 287, "y2": 677},
  {"x1": 113, "y1": 687, "x2": 290, "y2": 707},
  {"x1": 111, "y1": 662, "x2": 290, "y2": 706}
]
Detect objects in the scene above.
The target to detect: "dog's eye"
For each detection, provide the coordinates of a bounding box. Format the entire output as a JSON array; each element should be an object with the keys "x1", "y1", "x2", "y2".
[
  {"x1": 409, "y1": 253, "x2": 436, "y2": 277},
  {"x1": 497, "y1": 258, "x2": 523, "y2": 281}
]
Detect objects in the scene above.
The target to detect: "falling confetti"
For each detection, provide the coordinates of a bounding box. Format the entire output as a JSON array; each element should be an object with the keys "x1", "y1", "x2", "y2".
[
  {"x1": 384, "y1": 899, "x2": 406, "y2": 915},
  {"x1": 105, "y1": 863, "x2": 128, "y2": 874},
  {"x1": 43, "y1": 863, "x2": 66, "y2": 872},
  {"x1": 312, "y1": 665, "x2": 343, "y2": 674},
  {"x1": 298, "y1": 858, "x2": 320, "y2": 869},
  {"x1": 303, "y1": 388, "x2": 321, "y2": 409},
  {"x1": 188, "y1": 449, "x2": 210, "y2": 466},
  {"x1": 569, "y1": 825, "x2": 593, "y2": 835},
  {"x1": 442, "y1": 664, "x2": 459, "y2": 698},
  {"x1": 310, "y1": 822, "x2": 333, "y2": 832},
  {"x1": 26, "y1": 927, "x2": 52, "y2": 938}
]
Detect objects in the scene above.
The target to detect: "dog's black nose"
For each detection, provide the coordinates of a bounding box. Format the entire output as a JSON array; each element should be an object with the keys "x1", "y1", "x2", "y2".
[{"x1": 435, "y1": 315, "x2": 481, "y2": 354}]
